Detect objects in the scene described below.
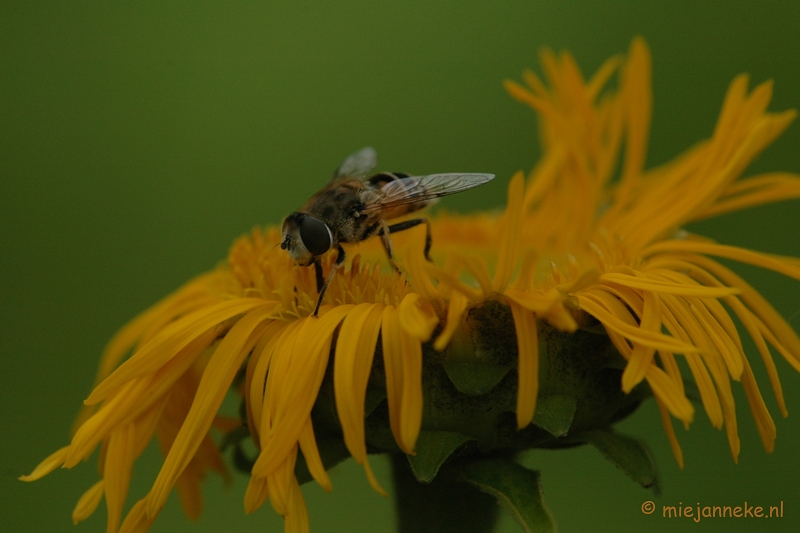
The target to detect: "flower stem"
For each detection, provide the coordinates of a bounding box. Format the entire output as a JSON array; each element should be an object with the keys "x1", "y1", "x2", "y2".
[{"x1": 390, "y1": 452, "x2": 500, "y2": 533}]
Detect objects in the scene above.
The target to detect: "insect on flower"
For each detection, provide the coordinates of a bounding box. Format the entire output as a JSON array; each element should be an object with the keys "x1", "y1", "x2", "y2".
[{"x1": 281, "y1": 147, "x2": 495, "y2": 316}]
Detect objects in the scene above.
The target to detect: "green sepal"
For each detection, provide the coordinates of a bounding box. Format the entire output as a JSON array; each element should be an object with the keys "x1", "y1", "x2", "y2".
[
  {"x1": 461, "y1": 458, "x2": 556, "y2": 533},
  {"x1": 442, "y1": 300, "x2": 516, "y2": 396},
  {"x1": 681, "y1": 379, "x2": 702, "y2": 405},
  {"x1": 443, "y1": 358, "x2": 512, "y2": 396},
  {"x1": 219, "y1": 425, "x2": 257, "y2": 473},
  {"x1": 406, "y1": 430, "x2": 473, "y2": 483},
  {"x1": 532, "y1": 394, "x2": 577, "y2": 437},
  {"x1": 584, "y1": 428, "x2": 660, "y2": 494}
]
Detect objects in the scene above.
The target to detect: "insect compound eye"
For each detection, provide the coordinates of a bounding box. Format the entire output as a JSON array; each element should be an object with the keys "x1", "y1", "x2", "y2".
[{"x1": 298, "y1": 216, "x2": 332, "y2": 256}]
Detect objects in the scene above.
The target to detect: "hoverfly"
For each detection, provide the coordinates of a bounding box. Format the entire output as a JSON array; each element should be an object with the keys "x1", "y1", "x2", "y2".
[{"x1": 281, "y1": 147, "x2": 494, "y2": 316}]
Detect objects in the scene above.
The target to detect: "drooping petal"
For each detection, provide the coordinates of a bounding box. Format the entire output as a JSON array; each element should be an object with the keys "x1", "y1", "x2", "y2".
[
  {"x1": 284, "y1": 473, "x2": 311, "y2": 533},
  {"x1": 246, "y1": 320, "x2": 300, "y2": 449},
  {"x1": 72, "y1": 480, "x2": 104, "y2": 525},
  {"x1": 659, "y1": 295, "x2": 724, "y2": 428},
  {"x1": 118, "y1": 499, "x2": 156, "y2": 533},
  {"x1": 381, "y1": 304, "x2": 425, "y2": 455},
  {"x1": 252, "y1": 305, "x2": 353, "y2": 479},
  {"x1": 619, "y1": 291, "x2": 660, "y2": 393},
  {"x1": 380, "y1": 305, "x2": 406, "y2": 451},
  {"x1": 243, "y1": 473, "x2": 270, "y2": 514},
  {"x1": 298, "y1": 418, "x2": 332, "y2": 493},
  {"x1": 147, "y1": 304, "x2": 275, "y2": 517},
  {"x1": 655, "y1": 399, "x2": 684, "y2": 469},
  {"x1": 433, "y1": 290, "x2": 469, "y2": 351},
  {"x1": 104, "y1": 422, "x2": 138, "y2": 533},
  {"x1": 333, "y1": 303, "x2": 386, "y2": 493},
  {"x1": 577, "y1": 292, "x2": 703, "y2": 354},
  {"x1": 67, "y1": 328, "x2": 219, "y2": 468},
  {"x1": 87, "y1": 299, "x2": 269, "y2": 404},
  {"x1": 155, "y1": 363, "x2": 230, "y2": 521},
  {"x1": 18, "y1": 446, "x2": 69, "y2": 482},
  {"x1": 399, "y1": 333, "x2": 424, "y2": 454},
  {"x1": 398, "y1": 293, "x2": 438, "y2": 342},
  {"x1": 509, "y1": 300, "x2": 539, "y2": 428},
  {"x1": 740, "y1": 355, "x2": 777, "y2": 453}
]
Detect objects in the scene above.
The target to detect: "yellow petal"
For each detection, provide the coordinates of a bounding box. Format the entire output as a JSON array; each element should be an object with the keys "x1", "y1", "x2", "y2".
[
  {"x1": 619, "y1": 36, "x2": 652, "y2": 186},
  {"x1": 503, "y1": 79, "x2": 548, "y2": 113},
  {"x1": 380, "y1": 306, "x2": 405, "y2": 451},
  {"x1": 243, "y1": 474, "x2": 270, "y2": 514},
  {"x1": 644, "y1": 240, "x2": 800, "y2": 282},
  {"x1": 701, "y1": 171, "x2": 800, "y2": 218},
  {"x1": 19, "y1": 445, "x2": 68, "y2": 481},
  {"x1": 252, "y1": 305, "x2": 352, "y2": 479},
  {"x1": 398, "y1": 293, "x2": 438, "y2": 342},
  {"x1": 284, "y1": 474, "x2": 311, "y2": 533},
  {"x1": 578, "y1": 293, "x2": 703, "y2": 354},
  {"x1": 689, "y1": 301, "x2": 743, "y2": 380},
  {"x1": 645, "y1": 365, "x2": 694, "y2": 423},
  {"x1": 66, "y1": 328, "x2": 218, "y2": 468},
  {"x1": 433, "y1": 290, "x2": 469, "y2": 351},
  {"x1": 740, "y1": 355, "x2": 776, "y2": 453},
  {"x1": 298, "y1": 418, "x2": 331, "y2": 493},
  {"x1": 655, "y1": 399, "x2": 684, "y2": 469},
  {"x1": 493, "y1": 171, "x2": 526, "y2": 292},
  {"x1": 105, "y1": 423, "x2": 137, "y2": 533},
  {"x1": 684, "y1": 254, "x2": 800, "y2": 371},
  {"x1": 247, "y1": 320, "x2": 300, "y2": 448},
  {"x1": 659, "y1": 296, "x2": 724, "y2": 428},
  {"x1": 587, "y1": 54, "x2": 623, "y2": 101},
  {"x1": 118, "y1": 499, "x2": 155, "y2": 533},
  {"x1": 147, "y1": 304, "x2": 274, "y2": 517},
  {"x1": 620, "y1": 291, "x2": 660, "y2": 393},
  {"x1": 381, "y1": 305, "x2": 423, "y2": 454},
  {"x1": 504, "y1": 287, "x2": 561, "y2": 314},
  {"x1": 398, "y1": 328, "x2": 424, "y2": 454},
  {"x1": 72, "y1": 480, "x2": 104, "y2": 524},
  {"x1": 600, "y1": 272, "x2": 740, "y2": 297},
  {"x1": 266, "y1": 446, "x2": 298, "y2": 517},
  {"x1": 423, "y1": 260, "x2": 484, "y2": 302},
  {"x1": 87, "y1": 299, "x2": 269, "y2": 404},
  {"x1": 730, "y1": 300, "x2": 788, "y2": 416},
  {"x1": 509, "y1": 300, "x2": 539, "y2": 428},
  {"x1": 333, "y1": 303, "x2": 386, "y2": 493}
]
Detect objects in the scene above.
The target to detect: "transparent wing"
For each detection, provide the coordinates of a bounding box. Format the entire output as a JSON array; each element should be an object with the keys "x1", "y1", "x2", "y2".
[
  {"x1": 331, "y1": 147, "x2": 378, "y2": 181},
  {"x1": 361, "y1": 173, "x2": 495, "y2": 213}
]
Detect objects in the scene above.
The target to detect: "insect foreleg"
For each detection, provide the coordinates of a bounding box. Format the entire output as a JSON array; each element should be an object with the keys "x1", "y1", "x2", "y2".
[
  {"x1": 312, "y1": 245, "x2": 346, "y2": 317},
  {"x1": 313, "y1": 258, "x2": 324, "y2": 293},
  {"x1": 378, "y1": 219, "x2": 402, "y2": 274},
  {"x1": 385, "y1": 218, "x2": 433, "y2": 261}
]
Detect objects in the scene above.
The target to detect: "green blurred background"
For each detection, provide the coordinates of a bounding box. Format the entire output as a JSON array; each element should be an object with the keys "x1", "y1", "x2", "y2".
[{"x1": 2, "y1": 2, "x2": 800, "y2": 532}]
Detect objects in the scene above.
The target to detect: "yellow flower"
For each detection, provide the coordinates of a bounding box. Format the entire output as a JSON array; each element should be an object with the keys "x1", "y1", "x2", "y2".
[{"x1": 21, "y1": 37, "x2": 800, "y2": 533}]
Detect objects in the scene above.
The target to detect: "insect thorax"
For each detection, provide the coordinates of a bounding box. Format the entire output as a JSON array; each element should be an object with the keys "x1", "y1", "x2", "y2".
[{"x1": 303, "y1": 182, "x2": 379, "y2": 243}]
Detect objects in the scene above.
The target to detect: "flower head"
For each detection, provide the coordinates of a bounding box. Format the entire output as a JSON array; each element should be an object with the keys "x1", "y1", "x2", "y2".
[{"x1": 22, "y1": 37, "x2": 800, "y2": 532}]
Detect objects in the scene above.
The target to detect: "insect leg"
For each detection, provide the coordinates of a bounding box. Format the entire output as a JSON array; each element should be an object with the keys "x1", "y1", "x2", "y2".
[
  {"x1": 313, "y1": 258, "x2": 324, "y2": 293},
  {"x1": 313, "y1": 245, "x2": 346, "y2": 317},
  {"x1": 385, "y1": 218, "x2": 433, "y2": 261},
  {"x1": 378, "y1": 219, "x2": 402, "y2": 274}
]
